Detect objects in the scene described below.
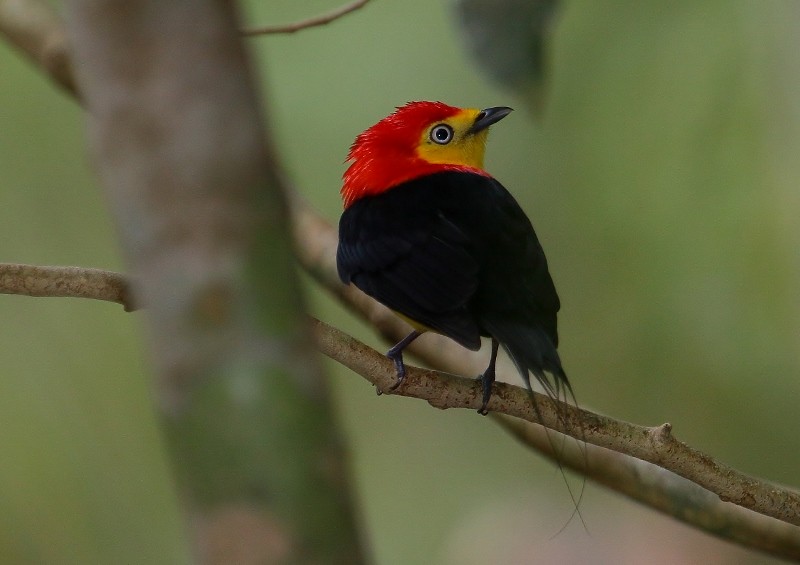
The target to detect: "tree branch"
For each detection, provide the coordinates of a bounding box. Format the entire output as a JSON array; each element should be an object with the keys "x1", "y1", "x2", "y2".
[
  {"x1": 241, "y1": 0, "x2": 371, "y2": 37},
  {"x1": 495, "y1": 414, "x2": 800, "y2": 560},
  {"x1": 310, "y1": 319, "x2": 800, "y2": 528},
  {"x1": 0, "y1": 0, "x2": 77, "y2": 96},
  {"x1": 0, "y1": 263, "x2": 133, "y2": 310}
]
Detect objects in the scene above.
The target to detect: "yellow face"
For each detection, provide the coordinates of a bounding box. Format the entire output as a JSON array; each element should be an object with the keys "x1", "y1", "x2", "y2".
[{"x1": 415, "y1": 108, "x2": 490, "y2": 170}]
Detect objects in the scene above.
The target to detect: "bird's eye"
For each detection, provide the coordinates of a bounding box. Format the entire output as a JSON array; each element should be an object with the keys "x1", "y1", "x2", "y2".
[{"x1": 430, "y1": 124, "x2": 454, "y2": 145}]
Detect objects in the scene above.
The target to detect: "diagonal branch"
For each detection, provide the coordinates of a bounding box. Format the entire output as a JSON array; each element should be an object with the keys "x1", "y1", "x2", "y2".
[
  {"x1": 311, "y1": 318, "x2": 800, "y2": 529},
  {"x1": 495, "y1": 414, "x2": 800, "y2": 560},
  {"x1": 0, "y1": 0, "x2": 77, "y2": 96},
  {"x1": 242, "y1": 0, "x2": 371, "y2": 36}
]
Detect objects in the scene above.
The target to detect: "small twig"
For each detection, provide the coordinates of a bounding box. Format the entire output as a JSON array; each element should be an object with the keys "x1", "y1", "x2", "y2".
[
  {"x1": 0, "y1": 263, "x2": 134, "y2": 310},
  {"x1": 242, "y1": 0, "x2": 371, "y2": 36}
]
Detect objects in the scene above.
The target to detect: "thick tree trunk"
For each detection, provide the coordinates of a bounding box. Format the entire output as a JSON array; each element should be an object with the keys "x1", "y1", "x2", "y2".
[{"x1": 63, "y1": 1, "x2": 365, "y2": 562}]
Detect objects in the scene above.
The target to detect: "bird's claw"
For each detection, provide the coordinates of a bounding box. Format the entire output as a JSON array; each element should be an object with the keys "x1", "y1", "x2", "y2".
[
  {"x1": 388, "y1": 373, "x2": 406, "y2": 391},
  {"x1": 386, "y1": 351, "x2": 407, "y2": 392}
]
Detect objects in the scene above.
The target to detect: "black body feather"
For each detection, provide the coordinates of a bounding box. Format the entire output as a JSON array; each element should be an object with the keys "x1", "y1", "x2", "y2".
[{"x1": 337, "y1": 171, "x2": 568, "y2": 402}]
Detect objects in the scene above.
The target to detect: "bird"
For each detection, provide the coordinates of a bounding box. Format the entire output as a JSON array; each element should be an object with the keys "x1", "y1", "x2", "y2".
[{"x1": 336, "y1": 101, "x2": 569, "y2": 414}]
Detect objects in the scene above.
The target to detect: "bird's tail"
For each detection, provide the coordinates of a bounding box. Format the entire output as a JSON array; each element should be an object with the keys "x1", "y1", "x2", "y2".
[
  {"x1": 487, "y1": 322, "x2": 587, "y2": 532},
  {"x1": 487, "y1": 322, "x2": 571, "y2": 402}
]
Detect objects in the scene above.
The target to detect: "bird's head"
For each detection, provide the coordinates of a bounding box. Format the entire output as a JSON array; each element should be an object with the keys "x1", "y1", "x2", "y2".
[{"x1": 341, "y1": 101, "x2": 512, "y2": 207}]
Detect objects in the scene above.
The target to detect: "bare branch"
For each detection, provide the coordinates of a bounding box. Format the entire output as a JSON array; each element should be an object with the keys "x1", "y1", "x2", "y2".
[
  {"x1": 242, "y1": 0, "x2": 371, "y2": 36},
  {"x1": 0, "y1": 263, "x2": 133, "y2": 310},
  {"x1": 312, "y1": 318, "x2": 800, "y2": 529},
  {"x1": 495, "y1": 414, "x2": 800, "y2": 560},
  {"x1": 0, "y1": 0, "x2": 77, "y2": 96}
]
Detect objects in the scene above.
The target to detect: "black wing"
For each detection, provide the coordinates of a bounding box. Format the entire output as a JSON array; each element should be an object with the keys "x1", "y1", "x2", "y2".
[
  {"x1": 468, "y1": 176, "x2": 566, "y2": 392},
  {"x1": 337, "y1": 171, "x2": 560, "y2": 352},
  {"x1": 470, "y1": 176, "x2": 560, "y2": 347},
  {"x1": 337, "y1": 176, "x2": 482, "y2": 349}
]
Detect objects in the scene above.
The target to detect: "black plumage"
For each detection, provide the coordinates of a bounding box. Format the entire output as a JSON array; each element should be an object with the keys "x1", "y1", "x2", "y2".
[{"x1": 337, "y1": 170, "x2": 568, "y2": 411}]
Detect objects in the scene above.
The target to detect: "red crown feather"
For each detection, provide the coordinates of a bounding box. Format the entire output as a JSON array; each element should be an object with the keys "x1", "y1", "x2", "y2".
[{"x1": 341, "y1": 101, "x2": 480, "y2": 208}]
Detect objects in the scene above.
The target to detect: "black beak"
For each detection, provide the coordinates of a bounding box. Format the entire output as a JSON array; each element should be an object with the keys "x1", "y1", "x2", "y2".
[{"x1": 467, "y1": 106, "x2": 513, "y2": 134}]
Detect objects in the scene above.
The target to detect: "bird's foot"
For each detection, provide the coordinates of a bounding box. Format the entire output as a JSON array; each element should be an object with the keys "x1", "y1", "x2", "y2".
[
  {"x1": 475, "y1": 371, "x2": 495, "y2": 415},
  {"x1": 384, "y1": 349, "x2": 407, "y2": 393},
  {"x1": 380, "y1": 330, "x2": 420, "y2": 394},
  {"x1": 476, "y1": 339, "x2": 499, "y2": 415}
]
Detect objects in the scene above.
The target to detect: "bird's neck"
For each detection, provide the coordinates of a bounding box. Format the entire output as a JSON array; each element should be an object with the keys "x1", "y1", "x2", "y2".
[{"x1": 341, "y1": 155, "x2": 488, "y2": 208}]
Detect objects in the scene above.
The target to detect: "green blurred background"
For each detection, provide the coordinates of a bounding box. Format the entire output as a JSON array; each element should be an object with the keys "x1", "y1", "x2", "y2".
[{"x1": 1, "y1": 1, "x2": 798, "y2": 563}]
